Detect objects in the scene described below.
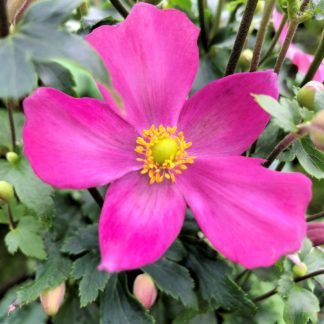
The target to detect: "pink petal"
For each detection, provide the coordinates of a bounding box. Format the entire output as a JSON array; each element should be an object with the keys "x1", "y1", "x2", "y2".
[
  {"x1": 177, "y1": 71, "x2": 278, "y2": 157},
  {"x1": 23, "y1": 87, "x2": 140, "y2": 189},
  {"x1": 273, "y1": 10, "x2": 324, "y2": 82},
  {"x1": 86, "y1": 3, "x2": 199, "y2": 131},
  {"x1": 98, "y1": 172, "x2": 186, "y2": 272},
  {"x1": 176, "y1": 156, "x2": 312, "y2": 268}
]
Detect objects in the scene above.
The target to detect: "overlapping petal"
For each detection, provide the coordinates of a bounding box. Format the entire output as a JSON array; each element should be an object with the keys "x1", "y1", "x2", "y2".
[
  {"x1": 177, "y1": 71, "x2": 278, "y2": 157},
  {"x1": 87, "y1": 3, "x2": 199, "y2": 131},
  {"x1": 273, "y1": 10, "x2": 324, "y2": 81},
  {"x1": 23, "y1": 88, "x2": 140, "y2": 189},
  {"x1": 98, "y1": 172, "x2": 186, "y2": 272},
  {"x1": 176, "y1": 156, "x2": 312, "y2": 268}
]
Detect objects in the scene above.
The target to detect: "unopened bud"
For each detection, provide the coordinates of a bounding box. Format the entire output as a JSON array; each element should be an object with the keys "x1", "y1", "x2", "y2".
[
  {"x1": 0, "y1": 181, "x2": 14, "y2": 203},
  {"x1": 309, "y1": 110, "x2": 324, "y2": 151},
  {"x1": 133, "y1": 274, "x2": 157, "y2": 310},
  {"x1": 292, "y1": 262, "x2": 308, "y2": 277},
  {"x1": 255, "y1": 1, "x2": 265, "y2": 14},
  {"x1": 307, "y1": 222, "x2": 324, "y2": 246},
  {"x1": 40, "y1": 283, "x2": 65, "y2": 316},
  {"x1": 6, "y1": 152, "x2": 19, "y2": 164},
  {"x1": 297, "y1": 81, "x2": 324, "y2": 111},
  {"x1": 238, "y1": 49, "x2": 253, "y2": 71}
]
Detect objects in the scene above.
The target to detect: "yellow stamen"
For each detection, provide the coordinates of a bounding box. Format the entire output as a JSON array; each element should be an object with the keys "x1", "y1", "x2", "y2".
[{"x1": 135, "y1": 125, "x2": 196, "y2": 184}]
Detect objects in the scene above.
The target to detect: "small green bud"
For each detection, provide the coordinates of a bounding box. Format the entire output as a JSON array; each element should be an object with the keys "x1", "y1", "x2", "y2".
[
  {"x1": 310, "y1": 110, "x2": 324, "y2": 151},
  {"x1": 255, "y1": 1, "x2": 265, "y2": 14},
  {"x1": 0, "y1": 181, "x2": 14, "y2": 203},
  {"x1": 6, "y1": 151, "x2": 19, "y2": 164},
  {"x1": 297, "y1": 81, "x2": 324, "y2": 111},
  {"x1": 292, "y1": 262, "x2": 308, "y2": 277},
  {"x1": 40, "y1": 283, "x2": 65, "y2": 316},
  {"x1": 238, "y1": 49, "x2": 253, "y2": 71}
]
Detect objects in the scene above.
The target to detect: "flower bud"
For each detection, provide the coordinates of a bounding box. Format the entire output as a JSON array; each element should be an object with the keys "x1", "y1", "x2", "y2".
[
  {"x1": 297, "y1": 81, "x2": 324, "y2": 111},
  {"x1": 238, "y1": 49, "x2": 253, "y2": 71},
  {"x1": 6, "y1": 151, "x2": 19, "y2": 164},
  {"x1": 0, "y1": 181, "x2": 14, "y2": 203},
  {"x1": 133, "y1": 274, "x2": 157, "y2": 310},
  {"x1": 309, "y1": 110, "x2": 324, "y2": 151},
  {"x1": 307, "y1": 222, "x2": 324, "y2": 246},
  {"x1": 292, "y1": 262, "x2": 308, "y2": 277},
  {"x1": 40, "y1": 282, "x2": 65, "y2": 316}
]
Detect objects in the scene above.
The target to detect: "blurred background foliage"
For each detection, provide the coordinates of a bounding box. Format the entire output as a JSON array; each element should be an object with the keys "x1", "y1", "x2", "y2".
[{"x1": 0, "y1": 0, "x2": 323, "y2": 323}]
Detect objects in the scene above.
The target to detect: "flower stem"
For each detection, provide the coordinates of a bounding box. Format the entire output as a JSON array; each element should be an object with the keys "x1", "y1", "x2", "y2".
[
  {"x1": 273, "y1": 20, "x2": 299, "y2": 73},
  {"x1": 224, "y1": 0, "x2": 259, "y2": 76},
  {"x1": 6, "y1": 100, "x2": 17, "y2": 152},
  {"x1": 263, "y1": 133, "x2": 300, "y2": 168},
  {"x1": 250, "y1": 0, "x2": 276, "y2": 71},
  {"x1": 260, "y1": 14, "x2": 288, "y2": 65},
  {"x1": 274, "y1": 0, "x2": 311, "y2": 73},
  {"x1": 253, "y1": 269, "x2": 324, "y2": 303},
  {"x1": 88, "y1": 187, "x2": 103, "y2": 207},
  {"x1": 210, "y1": 0, "x2": 225, "y2": 39},
  {"x1": 7, "y1": 204, "x2": 16, "y2": 230},
  {"x1": 301, "y1": 30, "x2": 324, "y2": 86},
  {"x1": 198, "y1": 0, "x2": 208, "y2": 51},
  {"x1": 307, "y1": 211, "x2": 324, "y2": 222},
  {"x1": 0, "y1": 0, "x2": 9, "y2": 37},
  {"x1": 110, "y1": 0, "x2": 128, "y2": 18}
]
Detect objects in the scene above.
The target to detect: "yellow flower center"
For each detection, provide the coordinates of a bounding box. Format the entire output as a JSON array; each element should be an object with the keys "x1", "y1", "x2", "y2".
[{"x1": 135, "y1": 125, "x2": 195, "y2": 184}]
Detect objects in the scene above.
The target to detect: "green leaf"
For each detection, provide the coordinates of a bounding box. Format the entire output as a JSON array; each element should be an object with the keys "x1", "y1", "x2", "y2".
[
  {"x1": 184, "y1": 241, "x2": 256, "y2": 315},
  {"x1": 101, "y1": 274, "x2": 154, "y2": 324},
  {"x1": 35, "y1": 62, "x2": 76, "y2": 96},
  {"x1": 62, "y1": 224, "x2": 98, "y2": 255},
  {"x1": 254, "y1": 95, "x2": 298, "y2": 132},
  {"x1": 0, "y1": 303, "x2": 46, "y2": 324},
  {"x1": 283, "y1": 285, "x2": 320, "y2": 324},
  {"x1": 294, "y1": 137, "x2": 324, "y2": 179},
  {"x1": 0, "y1": 158, "x2": 54, "y2": 221},
  {"x1": 72, "y1": 252, "x2": 110, "y2": 307},
  {"x1": 0, "y1": 0, "x2": 111, "y2": 99},
  {"x1": 314, "y1": 89, "x2": 324, "y2": 112},
  {"x1": 143, "y1": 258, "x2": 197, "y2": 309},
  {"x1": 5, "y1": 217, "x2": 46, "y2": 259},
  {"x1": 17, "y1": 254, "x2": 72, "y2": 304},
  {"x1": 303, "y1": 247, "x2": 324, "y2": 286}
]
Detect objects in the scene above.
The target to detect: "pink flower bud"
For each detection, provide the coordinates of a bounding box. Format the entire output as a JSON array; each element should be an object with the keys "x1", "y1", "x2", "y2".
[
  {"x1": 310, "y1": 110, "x2": 324, "y2": 151},
  {"x1": 297, "y1": 81, "x2": 324, "y2": 111},
  {"x1": 40, "y1": 282, "x2": 65, "y2": 316},
  {"x1": 133, "y1": 274, "x2": 157, "y2": 310},
  {"x1": 307, "y1": 222, "x2": 324, "y2": 246}
]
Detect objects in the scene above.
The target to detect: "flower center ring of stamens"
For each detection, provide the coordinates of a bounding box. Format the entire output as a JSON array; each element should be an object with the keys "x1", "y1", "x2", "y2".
[{"x1": 135, "y1": 125, "x2": 196, "y2": 184}]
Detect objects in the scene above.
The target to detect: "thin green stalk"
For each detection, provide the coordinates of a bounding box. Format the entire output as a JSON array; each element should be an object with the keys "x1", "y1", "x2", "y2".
[
  {"x1": 225, "y1": 0, "x2": 259, "y2": 76},
  {"x1": 301, "y1": 30, "x2": 324, "y2": 86},
  {"x1": 7, "y1": 204, "x2": 16, "y2": 230},
  {"x1": 274, "y1": 20, "x2": 299, "y2": 73},
  {"x1": 274, "y1": 0, "x2": 311, "y2": 73},
  {"x1": 307, "y1": 211, "x2": 324, "y2": 222},
  {"x1": 6, "y1": 100, "x2": 17, "y2": 152},
  {"x1": 0, "y1": 0, "x2": 9, "y2": 37},
  {"x1": 210, "y1": 0, "x2": 225, "y2": 38},
  {"x1": 110, "y1": 0, "x2": 128, "y2": 18},
  {"x1": 198, "y1": 0, "x2": 208, "y2": 51},
  {"x1": 253, "y1": 269, "x2": 324, "y2": 303},
  {"x1": 250, "y1": 0, "x2": 276, "y2": 71},
  {"x1": 260, "y1": 14, "x2": 288, "y2": 65}
]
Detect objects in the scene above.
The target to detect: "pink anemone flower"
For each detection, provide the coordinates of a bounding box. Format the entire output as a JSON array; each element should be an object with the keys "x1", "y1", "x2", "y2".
[
  {"x1": 23, "y1": 4, "x2": 312, "y2": 272},
  {"x1": 273, "y1": 9, "x2": 324, "y2": 82}
]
